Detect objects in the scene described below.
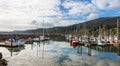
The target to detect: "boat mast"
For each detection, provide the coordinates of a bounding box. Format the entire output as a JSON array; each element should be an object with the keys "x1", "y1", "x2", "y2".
[
  {"x1": 84, "y1": 22, "x2": 86, "y2": 36},
  {"x1": 37, "y1": 22, "x2": 39, "y2": 37},
  {"x1": 103, "y1": 25, "x2": 105, "y2": 37},
  {"x1": 43, "y1": 19, "x2": 44, "y2": 37},
  {"x1": 99, "y1": 26, "x2": 101, "y2": 36},
  {"x1": 117, "y1": 19, "x2": 119, "y2": 43},
  {"x1": 76, "y1": 25, "x2": 77, "y2": 34}
]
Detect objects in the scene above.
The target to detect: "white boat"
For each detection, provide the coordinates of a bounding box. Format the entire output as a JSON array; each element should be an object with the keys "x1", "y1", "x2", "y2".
[
  {"x1": 90, "y1": 36, "x2": 96, "y2": 42},
  {"x1": 33, "y1": 37, "x2": 40, "y2": 42},
  {"x1": 40, "y1": 20, "x2": 50, "y2": 41},
  {"x1": 97, "y1": 35, "x2": 104, "y2": 46},
  {"x1": 5, "y1": 37, "x2": 25, "y2": 46},
  {"x1": 40, "y1": 34, "x2": 50, "y2": 41},
  {"x1": 33, "y1": 19, "x2": 50, "y2": 42},
  {"x1": 82, "y1": 35, "x2": 88, "y2": 43},
  {"x1": 66, "y1": 34, "x2": 73, "y2": 41},
  {"x1": 33, "y1": 36, "x2": 50, "y2": 42}
]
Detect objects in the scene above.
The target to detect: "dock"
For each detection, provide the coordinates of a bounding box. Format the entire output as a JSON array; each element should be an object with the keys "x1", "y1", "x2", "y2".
[
  {"x1": 0, "y1": 43, "x2": 24, "y2": 47},
  {"x1": 76, "y1": 41, "x2": 120, "y2": 47}
]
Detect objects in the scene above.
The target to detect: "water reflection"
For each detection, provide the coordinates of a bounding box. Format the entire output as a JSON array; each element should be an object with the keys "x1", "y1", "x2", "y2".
[
  {"x1": 88, "y1": 46, "x2": 92, "y2": 56},
  {"x1": 77, "y1": 45, "x2": 83, "y2": 54},
  {"x1": 0, "y1": 41, "x2": 120, "y2": 66},
  {"x1": 7, "y1": 46, "x2": 25, "y2": 56},
  {"x1": 73, "y1": 44, "x2": 120, "y2": 57},
  {"x1": 117, "y1": 47, "x2": 120, "y2": 56}
]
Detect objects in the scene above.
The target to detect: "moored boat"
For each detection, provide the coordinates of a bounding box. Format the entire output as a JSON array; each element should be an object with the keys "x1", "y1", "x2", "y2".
[{"x1": 4, "y1": 36, "x2": 25, "y2": 47}]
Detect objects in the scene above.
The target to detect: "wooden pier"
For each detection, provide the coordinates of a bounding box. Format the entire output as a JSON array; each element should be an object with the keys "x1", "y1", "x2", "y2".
[{"x1": 0, "y1": 43, "x2": 24, "y2": 47}]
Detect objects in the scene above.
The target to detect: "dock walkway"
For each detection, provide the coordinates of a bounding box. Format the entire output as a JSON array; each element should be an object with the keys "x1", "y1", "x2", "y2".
[{"x1": 0, "y1": 43, "x2": 23, "y2": 47}]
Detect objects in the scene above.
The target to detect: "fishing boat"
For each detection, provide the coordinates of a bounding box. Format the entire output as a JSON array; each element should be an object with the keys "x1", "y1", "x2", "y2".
[
  {"x1": 70, "y1": 40, "x2": 78, "y2": 47},
  {"x1": 1, "y1": 36, "x2": 25, "y2": 47},
  {"x1": 25, "y1": 37, "x2": 33, "y2": 44},
  {"x1": 81, "y1": 35, "x2": 89, "y2": 43},
  {"x1": 97, "y1": 35, "x2": 104, "y2": 46}
]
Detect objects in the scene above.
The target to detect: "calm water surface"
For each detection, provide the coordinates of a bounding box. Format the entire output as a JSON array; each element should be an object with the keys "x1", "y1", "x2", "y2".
[{"x1": 0, "y1": 40, "x2": 120, "y2": 66}]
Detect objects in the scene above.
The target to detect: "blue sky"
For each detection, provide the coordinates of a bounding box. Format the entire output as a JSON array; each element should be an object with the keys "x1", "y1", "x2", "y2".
[
  {"x1": 0, "y1": 0, "x2": 120, "y2": 31},
  {"x1": 60, "y1": 0, "x2": 120, "y2": 20}
]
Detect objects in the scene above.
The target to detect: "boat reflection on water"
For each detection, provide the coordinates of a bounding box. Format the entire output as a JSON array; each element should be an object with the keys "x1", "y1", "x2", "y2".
[
  {"x1": 117, "y1": 47, "x2": 120, "y2": 56},
  {"x1": 7, "y1": 46, "x2": 25, "y2": 56},
  {"x1": 6, "y1": 40, "x2": 49, "y2": 57},
  {"x1": 70, "y1": 43, "x2": 120, "y2": 56},
  {"x1": 0, "y1": 40, "x2": 119, "y2": 66},
  {"x1": 76, "y1": 45, "x2": 92, "y2": 56},
  {"x1": 30, "y1": 41, "x2": 49, "y2": 59}
]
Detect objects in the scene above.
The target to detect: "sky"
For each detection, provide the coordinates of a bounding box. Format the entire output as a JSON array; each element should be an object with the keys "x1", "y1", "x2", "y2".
[{"x1": 0, "y1": 0, "x2": 120, "y2": 31}]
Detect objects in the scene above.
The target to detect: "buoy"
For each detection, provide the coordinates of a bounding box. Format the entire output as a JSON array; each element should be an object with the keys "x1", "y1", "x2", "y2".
[{"x1": 71, "y1": 40, "x2": 77, "y2": 46}]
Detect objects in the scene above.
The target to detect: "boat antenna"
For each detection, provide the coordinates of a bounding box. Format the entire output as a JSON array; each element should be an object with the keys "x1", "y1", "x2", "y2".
[{"x1": 43, "y1": 19, "x2": 44, "y2": 37}]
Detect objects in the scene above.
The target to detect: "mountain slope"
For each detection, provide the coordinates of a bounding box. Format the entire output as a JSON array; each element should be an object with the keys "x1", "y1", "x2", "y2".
[
  {"x1": 49, "y1": 16, "x2": 120, "y2": 35},
  {"x1": 1, "y1": 16, "x2": 119, "y2": 35}
]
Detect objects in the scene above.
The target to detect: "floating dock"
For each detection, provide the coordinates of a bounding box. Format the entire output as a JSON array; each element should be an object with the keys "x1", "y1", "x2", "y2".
[
  {"x1": 0, "y1": 43, "x2": 24, "y2": 47},
  {"x1": 76, "y1": 41, "x2": 120, "y2": 47}
]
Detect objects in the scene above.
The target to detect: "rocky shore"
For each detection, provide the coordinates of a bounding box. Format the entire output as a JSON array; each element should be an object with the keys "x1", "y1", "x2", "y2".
[{"x1": 0, "y1": 52, "x2": 8, "y2": 66}]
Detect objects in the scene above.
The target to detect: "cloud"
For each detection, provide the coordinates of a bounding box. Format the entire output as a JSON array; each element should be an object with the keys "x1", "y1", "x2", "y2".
[
  {"x1": 0, "y1": 0, "x2": 61, "y2": 17},
  {"x1": 92, "y1": 0, "x2": 120, "y2": 10},
  {"x1": 62, "y1": 1, "x2": 97, "y2": 16},
  {"x1": 0, "y1": 0, "x2": 62, "y2": 31},
  {"x1": 87, "y1": 13, "x2": 98, "y2": 20},
  {"x1": 61, "y1": 0, "x2": 120, "y2": 22},
  {"x1": 0, "y1": 0, "x2": 120, "y2": 31},
  {"x1": 3, "y1": 41, "x2": 120, "y2": 66}
]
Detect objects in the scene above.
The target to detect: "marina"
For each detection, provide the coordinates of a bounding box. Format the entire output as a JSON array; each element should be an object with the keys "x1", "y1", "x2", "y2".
[{"x1": 0, "y1": 0, "x2": 120, "y2": 66}]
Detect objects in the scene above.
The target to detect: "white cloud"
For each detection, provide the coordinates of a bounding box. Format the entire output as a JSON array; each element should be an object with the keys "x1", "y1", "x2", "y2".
[
  {"x1": 62, "y1": 0, "x2": 120, "y2": 21},
  {"x1": 63, "y1": 0, "x2": 120, "y2": 16},
  {"x1": 0, "y1": 0, "x2": 62, "y2": 31},
  {"x1": 0, "y1": 0, "x2": 120, "y2": 31},
  {"x1": 62, "y1": 1, "x2": 97, "y2": 16},
  {"x1": 87, "y1": 13, "x2": 98, "y2": 20},
  {"x1": 92, "y1": 0, "x2": 120, "y2": 10}
]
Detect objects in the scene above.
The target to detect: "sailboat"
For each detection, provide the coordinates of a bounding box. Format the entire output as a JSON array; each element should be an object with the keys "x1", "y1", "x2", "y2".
[
  {"x1": 32, "y1": 20, "x2": 41, "y2": 42},
  {"x1": 40, "y1": 19, "x2": 50, "y2": 41},
  {"x1": 111, "y1": 19, "x2": 119, "y2": 44},
  {"x1": 33, "y1": 20, "x2": 50, "y2": 42}
]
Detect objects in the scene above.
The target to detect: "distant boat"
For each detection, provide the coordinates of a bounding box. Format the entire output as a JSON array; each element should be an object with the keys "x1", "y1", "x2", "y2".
[
  {"x1": 40, "y1": 35, "x2": 50, "y2": 41},
  {"x1": 65, "y1": 34, "x2": 74, "y2": 42},
  {"x1": 81, "y1": 35, "x2": 89, "y2": 44},
  {"x1": 90, "y1": 36, "x2": 96, "y2": 42},
  {"x1": 32, "y1": 19, "x2": 50, "y2": 42},
  {"x1": 4, "y1": 36, "x2": 25, "y2": 46},
  {"x1": 25, "y1": 37, "x2": 33, "y2": 44},
  {"x1": 33, "y1": 37, "x2": 40, "y2": 42},
  {"x1": 70, "y1": 40, "x2": 78, "y2": 47},
  {"x1": 97, "y1": 36, "x2": 103, "y2": 46}
]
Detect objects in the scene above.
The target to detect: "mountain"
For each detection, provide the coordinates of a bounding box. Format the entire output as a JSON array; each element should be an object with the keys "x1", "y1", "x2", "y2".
[
  {"x1": 46, "y1": 16, "x2": 120, "y2": 35},
  {"x1": 0, "y1": 16, "x2": 120, "y2": 35}
]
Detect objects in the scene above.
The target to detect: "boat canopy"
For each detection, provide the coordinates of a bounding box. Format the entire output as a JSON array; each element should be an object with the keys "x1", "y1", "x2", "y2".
[{"x1": 11, "y1": 36, "x2": 20, "y2": 41}]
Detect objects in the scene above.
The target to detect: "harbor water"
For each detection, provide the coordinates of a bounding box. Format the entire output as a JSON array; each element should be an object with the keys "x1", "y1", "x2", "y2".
[{"x1": 0, "y1": 40, "x2": 120, "y2": 66}]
